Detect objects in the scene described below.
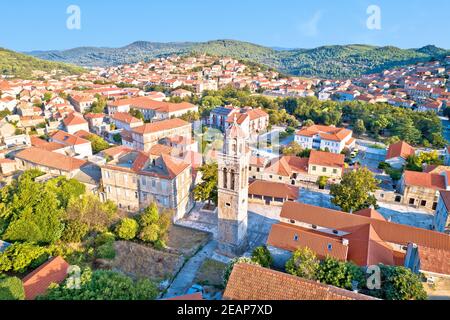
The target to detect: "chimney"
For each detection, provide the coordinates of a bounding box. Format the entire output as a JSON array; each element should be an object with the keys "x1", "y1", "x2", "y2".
[{"x1": 342, "y1": 239, "x2": 349, "y2": 246}]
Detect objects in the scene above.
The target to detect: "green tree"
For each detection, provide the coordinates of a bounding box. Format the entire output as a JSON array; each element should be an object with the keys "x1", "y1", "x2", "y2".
[
  {"x1": 251, "y1": 246, "x2": 273, "y2": 268},
  {"x1": 316, "y1": 257, "x2": 364, "y2": 290},
  {"x1": 90, "y1": 96, "x2": 107, "y2": 114},
  {"x1": 0, "y1": 243, "x2": 47, "y2": 273},
  {"x1": 139, "y1": 203, "x2": 159, "y2": 227},
  {"x1": 139, "y1": 224, "x2": 160, "y2": 243},
  {"x1": 86, "y1": 134, "x2": 110, "y2": 154},
  {"x1": 129, "y1": 109, "x2": 145, "y2": 121},
  {"x1": 0, "y1": 277, "x2": 25, "y2": 300},
  {"x1": 353, "y1": 119, "x2": 366, "y2": 135},
  {"x1": 317, "y1": 176, "x2": 328, "y2": 189},
  {"x1": 285, "y1": 247, "x2": 320, "y2": 280},
  {"x1": 65, "y1": 194, "x2": 117, "y2": 233},
  {"x1": 0, "y1": 172, "x2": 64, "y2": 244},
  {"x1": 369, "y1": 265, "x2": 427, "y2": 300},
  {"x1": 115, "y1": 218, "x2": 139, "y2": 240},
  {"x1": 194, "y1": 162, "x2": 218, "y2": 207},
  {"x1": 330, "y1": 168, "x2": 379, "y2": 213},
  {"x1": 39, "y1": 269, "x2": 158, "y2": 300}
]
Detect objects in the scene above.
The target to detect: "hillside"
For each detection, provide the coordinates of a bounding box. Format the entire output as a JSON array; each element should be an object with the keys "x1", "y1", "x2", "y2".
[
  {"x1": 27, "y1": 40, "x2": 450, "y2": 79},
  {"x1": 0, "y1": 48, "x2": 85, "y2": 79}
]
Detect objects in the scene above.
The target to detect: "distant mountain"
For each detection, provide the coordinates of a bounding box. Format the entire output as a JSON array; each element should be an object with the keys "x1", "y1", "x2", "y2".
[
  {"x1": 0, "y1": 48, "x2": 85, "y2": 79},
  {"x1": 27, "y1": 40, "x2": 450, "y2": 79}
]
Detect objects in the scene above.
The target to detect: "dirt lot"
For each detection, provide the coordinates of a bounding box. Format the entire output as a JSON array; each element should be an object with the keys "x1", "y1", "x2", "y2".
[
  {"x1": 194, "y1": 258, "x2": 227, "y2": 288},
  {"x1": 166, "y1": 225, "x2": 211, "y2": 258},
  {"x1": 106, "y1": 241, "x2": 184, "y2": 282}
]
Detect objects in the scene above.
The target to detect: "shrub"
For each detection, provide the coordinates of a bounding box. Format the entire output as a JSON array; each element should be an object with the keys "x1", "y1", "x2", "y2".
[
  {"x1": 62, "y1": 221, "x2": 89, "y2": 243},
  {"x1": 0, "y1": 243, "x2": 48, "y2": 273},
  {"x1": 0, "y1": 277, "x2": 25, "y2": 300},
  {"x1": 139, "y1": 224, "x2": 160, "y2": 243},
  {"x1": 316, "y1": 257, "x2": 365, "y2": 290},
  {"x1": 96, "y1": 243, "x2": 116, "y2": 260},
  {"x1": 251, "y1": 246, "x2": 273, "y2": 268},
  {"x1": 115, "y1": 218, "x2": 139, "y2": 240},
  {"x1": 285, "y1": 247, "x2": 320, "y2": 280}
]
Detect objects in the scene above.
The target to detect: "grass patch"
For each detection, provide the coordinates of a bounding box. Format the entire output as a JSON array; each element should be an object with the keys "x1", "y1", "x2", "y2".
[{"x1": 194, "y1": 259, "x2": 227, "y2": 289}]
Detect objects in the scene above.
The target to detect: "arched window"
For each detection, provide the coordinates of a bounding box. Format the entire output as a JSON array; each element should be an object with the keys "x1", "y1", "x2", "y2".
[
  {"x1": 223, "y1": 168, "x2": 228, "y2": 189},
  {"x1": 230, "y1": 169, "x2": 235, "y2": 191}
]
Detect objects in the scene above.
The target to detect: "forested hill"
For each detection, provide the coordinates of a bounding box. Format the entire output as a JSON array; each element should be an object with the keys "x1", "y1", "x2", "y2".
[
  {"x1": 0, "y1": 48, "x2": 86, "y2": 79},
  {"x1": 27, "y1": 40, "x2": 450, "y2": 79}
]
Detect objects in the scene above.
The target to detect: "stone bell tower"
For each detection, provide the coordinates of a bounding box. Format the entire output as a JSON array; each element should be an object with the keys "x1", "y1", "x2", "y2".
[{"x1": 217, "y1": 116, "x2": 250, "y2": 257}]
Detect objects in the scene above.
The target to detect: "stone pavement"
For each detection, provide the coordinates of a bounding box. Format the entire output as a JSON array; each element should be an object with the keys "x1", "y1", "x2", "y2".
[{"x1": 163, "y1": 239, "x2": 217, "y2": 299}]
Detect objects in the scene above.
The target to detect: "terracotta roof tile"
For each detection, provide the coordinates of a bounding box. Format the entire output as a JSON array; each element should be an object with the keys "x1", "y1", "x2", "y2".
[
  {"x1": 15, "y1": 147, "x2": 87, "y2": 172},
  {"x1": 22, "y1": 256, "x2": 69, "y2": 300},
  {"x1": 309, "y1": 150, "x2": 345, "y2": 168},
  {"x1": 403, "y1": 171, "x2": 446, "y2": 190},
  {"x1": 249, "y1": 180, "x2": 299, "y2": 200},
  {"x1": 223, "y1": 263, "x2": 376, "y2": 300},
  {"x1": 386, "y1": 141, "x2": 415, "y2": 160}
]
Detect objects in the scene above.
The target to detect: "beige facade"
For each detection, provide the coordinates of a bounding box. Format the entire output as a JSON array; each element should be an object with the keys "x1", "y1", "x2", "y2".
[
  {"x1": 399, "y1": 184, "x2": 440, "y2": 211},
  {"x1": 101, "y1": 151, "x2": 193, "y2": 220}
]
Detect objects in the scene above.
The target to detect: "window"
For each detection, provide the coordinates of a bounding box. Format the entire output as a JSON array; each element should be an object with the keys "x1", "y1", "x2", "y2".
[
  {"x1": 312, "y1": 166, "x2": 317, "y2": 171},
  {"x1": 433, "y1": 202, "x2": 438, "y2": 210},
  {"x1": 322, "y1": 167, "x2": 327, "y2": 173},
  {"x1": 420, "y1": 200, "x2": 427, "y2": 207},
  {"x1": 290, "y1": 220, "x2": 296, "y2": 224},
  {"x1": 294, "y1": 234, "x2": 299, "y2": 241},
  {"x1": 333, "y1": 169, "x2": 337, "y2": 174},
  {"x1": 332, "y1": 230, "x2": 339, "y2": 235},
  {"x1": 327, "y1": 244, "x2": 333, "y2": 251},
  {"x1": 279, "y1": 176, "x2": 282, "y2": 181},
  {"x1": 226, "y1": 203, "x2": 231, "y2": 207},
  {"x1": 152, "y1": 180, "x2": 156, "y2": 188},
  {"x1": 409, "y1": 198, "x2": 415, "y2": 205}
]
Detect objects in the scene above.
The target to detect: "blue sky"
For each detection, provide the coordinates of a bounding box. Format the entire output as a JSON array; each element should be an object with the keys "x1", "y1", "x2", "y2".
[{"x1": 1, "y1": 0, "x2": 449, "y2": 51}]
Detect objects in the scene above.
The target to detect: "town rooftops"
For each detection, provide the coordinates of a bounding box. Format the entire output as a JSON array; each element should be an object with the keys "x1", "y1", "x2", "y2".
[
  {"x1": 248, "y1": 180, "x2": 299, "y2": 201},
  {"x1": 110, "y1": 97, "x2": 196, "y2": 113},
  {"x1": 403, "y1": 171, "x2": 447, "y2": 190},
  {"x1": 22, "y1": 256, "x2": 70, "y2": 300},
  {"x1": 309, "y1": 150, "x2": 345, "y2": 168},
  {"x1": 131, "y1": 118, "x2": 190, "y2": 135},
  {"x1": 15, "y1": 147, "x2": 87, "y2": 173},
  {"x1": 386, "y1": 141, "x2": 415, "y2": 160},
  {"x1": 223, "y1": 263, "x2": 376, "y2": 300},
  {"x1": 296, "y1": 125, "x2": 352, "y2": 142}
]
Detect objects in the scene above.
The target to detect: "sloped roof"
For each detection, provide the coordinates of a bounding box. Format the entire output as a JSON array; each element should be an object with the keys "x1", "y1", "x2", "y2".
[
  {"x1": 15, "y1": 147, "x2": 87, "y2": 172},
  {"x1": 131, "y1": 118, "x2": 190, "y2": 135},
  {"x1": 249, "y1": 180, "x2": 299, "y2": 200},
  {"x1": 223, "y1": 263, "x2": 376, "y2": 300},
  {"x1": 267, "y1": 223, "x2": 349, "y2": 261},
  {"x1": 403, "y1": 171, "x2": 446, "y2": 190},
  {"x1": 386, "y1": 141, "x2": 415, "y2": 160},
  {"x1": 309, "y1": 150, "x2": 345, "y2": 168},
  {"x1": 22, "y1": 256, "x2": 69, "y2": 300}
]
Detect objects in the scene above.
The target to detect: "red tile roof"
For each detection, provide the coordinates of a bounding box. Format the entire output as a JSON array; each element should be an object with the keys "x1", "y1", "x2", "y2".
[
  {"x1": 403, "y1": 171, "x2": 446, "y2": 190},
  {"x1": 309, "y1": 150, "x2": 345, "y2": 168},
  {"x1": 249, "y1": 180, "x2": 299, "y2": 200},
  {"x1": 297, "y1": 125, "x2": 352, "y2": 142},
  {"x1": 386, "y1": 141, "x2": 415, "y2": 160},
  {"x1": 223, "y1": 263, "x2": 376, "y2": 300},
  {"x1": 131, "y1": 118, "x2": 190, "y2": 135},
  {"x1": 63, "y1": 113, "x2": 88, "y2": 126},
  {"x1": 15, "y1": 147, "x2": 87, "y2": 172},
  {"x1": 22, "y1": 256, "x2": 69, "y2": 300},
  {"x1": 111, "y1": 112, "x2": 143, "y2": 124},
  {"x1": 267, "y1": 223, "x2": 349, "y2": 261}
]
